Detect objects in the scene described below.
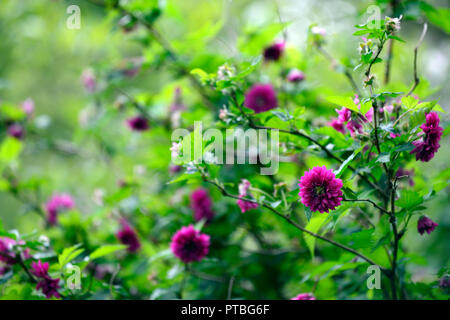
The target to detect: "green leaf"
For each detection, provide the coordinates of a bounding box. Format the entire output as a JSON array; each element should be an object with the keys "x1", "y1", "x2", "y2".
[
  {"x1": 326, "y1": 96, "x2": 360, "y2": 113},
  {"x1": 90, "y1": 244, "x2": 127, "y2": 260},
  {"x1": 0, "y1": 137, "x2": 23, "y2": 164},
  {"x1": 304, "y1": 206, "x2": 312, "y2": 222},
  {"x1": 396, "y1": 190, "x2": 423, "y2": 209},
  {"x1": 304, "y1": 214, "x2": 327, "y2": 258},
  {"x1": 334, "y1": 146, "x2": 363, "y2": 178},
  {"x1": 58, "y1": 244, "x2": 84, "y2": 269},
  {"x1": 401, "y1": 96, "x2": 419, "y2": 110},
  {"x1": 376, "y1": 152, "x2": 390, "y2": 163}
]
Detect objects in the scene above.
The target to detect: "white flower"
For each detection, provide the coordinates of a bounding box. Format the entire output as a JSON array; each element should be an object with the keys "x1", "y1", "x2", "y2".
[
  {"x1": 311, "y1": 26, "x2": 326, "y2": 36},
  {"x1": 170, "y1": 142, "x2": 182, "y2": 158},
  {"x1": 385, "y1": 16, "x2": 402, "y2": 34}
]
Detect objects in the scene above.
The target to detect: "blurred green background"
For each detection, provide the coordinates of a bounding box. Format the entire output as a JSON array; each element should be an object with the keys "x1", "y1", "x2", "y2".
[{"x1": 0, "y1": 0, "x2": 448, "y2": 297}]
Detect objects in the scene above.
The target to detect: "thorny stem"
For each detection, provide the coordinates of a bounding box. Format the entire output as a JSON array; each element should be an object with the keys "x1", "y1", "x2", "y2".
[{"x1": 200, "y1": 171, "x2": 389, "y2": 275}]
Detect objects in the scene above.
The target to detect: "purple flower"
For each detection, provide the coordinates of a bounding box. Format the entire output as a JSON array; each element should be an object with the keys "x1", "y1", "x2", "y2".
[
  {"x1": 291, "y1": 293, "x2": 316, "y2": 300},
  {"x1": 439, "y1": 276, "x2": 450, "y2": 288},
  {"x1": 417, "y1": 216, "x2": 438, "y2": 235},
  {"x1": 287, "y1": 69, "x2": 305, "y2": 82},
  {"x1": 7, "y1": 124, "x2": 24, "y2": 139},
  {"x1": 336, "y1": 107, "x2": 351, "y2": 123},
  {"x1": 329, "y1": 118, "x2": 346, "y2": 134},
  {"x1": 263, "y1": 41, "x2": 285, "y2": 61},
  {"x1": 45, "y1": 194, "x2": 75, "y2": 225},
  {"x1": 126, "y1": 116, "x2": 149, "y2": 131},
  {"x1": 31, "y1": 260, "x2": 60, "y2": 299},
  {"x1": 298, "y1": 166, "x2": 343, "y2": 213},
  {"x1": 190, "y1": 188, "x2": 214, "y2": 222},
  {"x1": 116, "y1": 219, "x2": 141, "y2": 253},
  {"x1": 346, "y1": 119, "x2": 363, "y2": 137},
  {"x1": 0, "y1": 237, "x2": 17, "y2": 265},
  {"x1": 244, "y1": 84, "x2": 278, "y2": 114},
  {"x1": 36, "y1": 277, "x2": 61, "y2": 299},
  {"x1": 411, "y1": 112, "x2": 443, "y2": 162},
  {"x1": 31, "y1": 260, "x2": 49, "y2": 278},
  {"x1": 170, "y1": 225, "x2": 210, "y2": 263},
  {"x1": 236, "y1": 179, "x2": 259, "y2": 213}
]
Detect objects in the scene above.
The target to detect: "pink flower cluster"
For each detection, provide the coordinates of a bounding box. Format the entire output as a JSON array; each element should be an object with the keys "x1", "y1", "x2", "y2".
[
  {"x1": 298, "y1": 166, "x2": 343, "y2": 213},
  {"x1": 329, "y1": 95, "x2": 373, "y2": 137},
  {"x1": 190, "y1": 188, "x2": 214, "y2": 222},
  {"x1": 411, "y1": 112, "x2": 443, "y2": 162},
  {"x1": 30, "y1": 260, "x2": 60, "y2": 299},
  {"x1": 45, "y1": 194, "x2": 75, "y2": 225},
  {"x1": 236, "y1": 179, "x2": 259, "y2": 213},
  {"x1": 170, "y1": 225, "x2": 210, "y2": 263}
]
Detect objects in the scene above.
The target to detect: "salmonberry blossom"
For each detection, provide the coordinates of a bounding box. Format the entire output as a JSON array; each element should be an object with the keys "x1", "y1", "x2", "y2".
[
  {"x1": 328, "y1": 118, "x2": 346, "y2": 134},
  {"x1": 30, "y1": 260, "x2": 60, "y2": 299},
  {"x1": 21, "y1": 98, "x2": 35, "y2": 116},
  {"x1": 45, "y1": 194, "x2": 75, "y2": 225},
  {"x1": 417, "y1": 216, "x2": 438, "y2": 235},
  {"x1": 411, "y1": 112, "x2": 443, "y2": 162},
  {"x1": 170, "y1": 225, "x2": 210, "y2": 263},
  {"x1": 287, "y1": 69, "x2": 305, "y2": 82},
  {"x1": 244, "y1": 84, "x2": 278, "y2": 114},
  {"x1": 190, "y1": 188, "x2": 214, "y2": 222},
  {"x1": 263, "y1": 41, "x2": 285, "y2": 61},
  {"x1": 236, "y1": 179, "x2": 259, "y2": 213},
  {"x1": 291, "y1": 293, "x2": 316, "y2": 300},
  {"x1": 126, "y1": 116, "x2": 149, "y2": 131},
  {"x1": 298, "y1": 166, "x2": 343, "y2": 213},
  {"x1": 116, "y1": 219, "x2": 141, "y2": 253}
]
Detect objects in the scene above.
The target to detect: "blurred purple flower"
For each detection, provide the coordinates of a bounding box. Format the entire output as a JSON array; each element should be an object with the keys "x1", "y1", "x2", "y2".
[
  {"x1": 170, "y1": 225, "x2": 210, "y2": 263},
  {"x1": 116, "y1": 219, "x2": 141, "y2": 253},
  {"x1": 263, "y1": 41, "x2": 285, "y2": 61},
  {"x1": 190, "y1": 188, "x2": 214, "y2": 222},
  {"x1": 287, "y1": 69, "x2": 305, "y2": 82},
  {"x1": 244, "y1": 84, "x2": 278, "y2": 114},
  {"x1": 7, "y1": 124, "x2": 24, "y2": 139},
  {"x1": 45, "y1": 194, "x2": 75, "y2": 225},
  {"x1": 417, "y1": 216, "x2": 438, "y2": 235},
  {"x1": 126, "y1": 116, "x2": 149, "y2": 131}
]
